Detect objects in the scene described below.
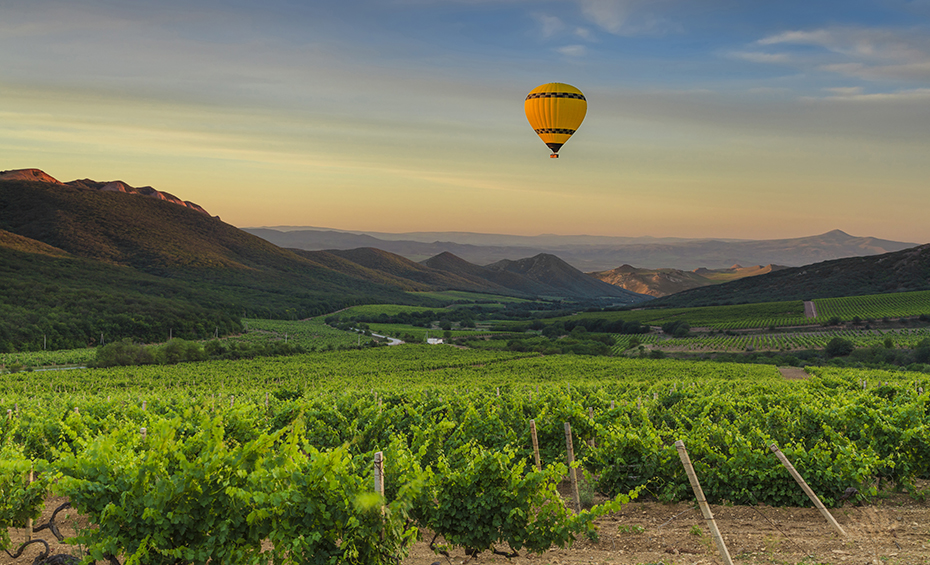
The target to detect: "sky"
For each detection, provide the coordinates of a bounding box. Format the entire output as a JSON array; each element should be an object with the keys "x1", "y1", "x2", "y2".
[{"x1": 2, "y1": 0, "x2": 930, "y2": 242}]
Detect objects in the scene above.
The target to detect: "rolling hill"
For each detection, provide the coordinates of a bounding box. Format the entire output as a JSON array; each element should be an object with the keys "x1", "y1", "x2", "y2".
[
  {"x1": 0, "y1": 176, "x2": 432, "y2": 350},
  {"x1": 291, "y1": 248, "x2": 649, "y2": 301},
  {"x1": 646, "y1": 243, "x2": 930, "y2": 309},
  {"x1": 0, "y1": 170, "x2": 649, "y2": 351},
  {"x1": 485, "y1": 254, "x2": 645, "y2": 300},
  {"x1": 590, "y1": 264, "x2": 788, "y2": 297}
]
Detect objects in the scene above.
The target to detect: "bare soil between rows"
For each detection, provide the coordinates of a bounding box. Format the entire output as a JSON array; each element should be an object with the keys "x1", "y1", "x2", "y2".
[
  {"x1": 404, "y1": 495, "x2": 930, "y2": 565},
  {"x1": 7, "y1": 494, "x2": 929, "y2": 565}
]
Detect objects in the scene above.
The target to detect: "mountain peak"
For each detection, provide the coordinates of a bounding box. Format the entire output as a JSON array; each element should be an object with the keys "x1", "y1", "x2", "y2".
[
  {"x1": 0, "y1": 168, "x2": 62, "y2": 184},
  {"x1": 821, "y1": 229, "x2": 852, "y2": 240}
]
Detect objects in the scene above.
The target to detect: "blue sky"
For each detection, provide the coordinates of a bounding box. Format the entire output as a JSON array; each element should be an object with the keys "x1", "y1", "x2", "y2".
[{"x1": 2, "y1": 0, "x2": 929, "y2": 241}]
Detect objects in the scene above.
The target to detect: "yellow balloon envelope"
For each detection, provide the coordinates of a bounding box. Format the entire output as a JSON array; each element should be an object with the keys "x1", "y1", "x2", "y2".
[{"x1": 524, "y1": 83, "x2": 587, "y2": 158}]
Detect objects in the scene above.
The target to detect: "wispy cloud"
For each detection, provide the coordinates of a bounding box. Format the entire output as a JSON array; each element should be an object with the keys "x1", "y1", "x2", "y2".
[
  {"x1": 578, "y1": 0, "x2": 631, "y2": 34},
  {"x1": 574, "y1": 0, "x2": 678, "y2": 36},
  {"x1": 820, "y1": 61, "x2": 930, "y2": 82},
  {"x1": 818, "y1": 87, "x2": 930, "y2": 101},
  {"x1": 533, "y1": 13, "x2": 565, "y2": 38},
  {"x1": 729, "y1": 51, "x2": 791, "y2": 64},
  {"x1": 756, "y1": 26, "x2": 930, "y2": 82},
  {"x1": 823, "y1": 86, "x2": 864, "y2": 96},
  {"x1": 556, "y1": 44, "x2": 587, "y2": 57},
  {"x1": 574, "y1": 27, "x2": 594, "y2": 40}
]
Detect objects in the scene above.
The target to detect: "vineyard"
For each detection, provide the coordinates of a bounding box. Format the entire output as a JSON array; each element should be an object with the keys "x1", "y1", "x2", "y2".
[
  {"x1": 615, "y1": 327, "x2": 930, "y2": 354},
  {"x1": 0, "y1": 317, "x2": 372, "y2": 372},
  {"x1": 3, "y1": 347, "x2": 930, "y2": 563},
  {"x1": 815, "y1": 290, "x2": 930, "y2": 323},
  {"x1": 559, "y1": 290, "x2": 930, "y2": 332},
  {"x1": 234, "y1": 317, "x2": 374, "y2": 350}
]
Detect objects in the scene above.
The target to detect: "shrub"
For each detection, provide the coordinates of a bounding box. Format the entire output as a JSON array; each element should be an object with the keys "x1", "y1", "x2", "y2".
[{"x1": 825, "y1": 337, "x2": 854, "y2": 358}]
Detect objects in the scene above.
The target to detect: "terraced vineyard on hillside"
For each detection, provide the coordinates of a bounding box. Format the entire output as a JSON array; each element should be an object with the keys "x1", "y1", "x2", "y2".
[
  {"x1": 614, "y1": 327, "x2": 930, "y2": 354},
  {"x1": 580, "y1": 290, "x2": 930, "y2": 331}
]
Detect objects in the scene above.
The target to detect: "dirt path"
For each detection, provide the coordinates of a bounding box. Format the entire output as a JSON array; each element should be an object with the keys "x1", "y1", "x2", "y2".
[
  {"x1": 804, "y1": 300, "x2": 818, "y2": 318},
  {"x1": 778, "y1": 366, "x2": 810, "y2": 380}
]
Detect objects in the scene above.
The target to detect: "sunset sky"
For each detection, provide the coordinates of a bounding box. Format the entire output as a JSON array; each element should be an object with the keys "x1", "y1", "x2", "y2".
[{"x1": 2, "y1": 0, "x2": 929, "y2": 242}]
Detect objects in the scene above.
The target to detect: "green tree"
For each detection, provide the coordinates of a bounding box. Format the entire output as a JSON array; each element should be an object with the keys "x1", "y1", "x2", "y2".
[
  {"x1": 661, "y1": 320, "x2": 690, "y2": 337},
  {"x1": 825, "y1": 337, "x2": 854, "y2": 357},
  {"x1": 95, "y1": 339, "x2": 154, "y2": 367}
]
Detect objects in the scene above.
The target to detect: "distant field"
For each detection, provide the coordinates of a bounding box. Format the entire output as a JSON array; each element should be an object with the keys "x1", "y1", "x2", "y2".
[
  {"x1": 235, "y1": 317, "x2": 371, "y2": 349},
  {"x1": 407, "y1": 290, "x2": 530, "y2": 303},
  {"x1": 366, "y1": 323, "x2": 504, "y2": 343},
  {"x1": 614, "y1": 327, "x2": 930, "y2": 354},
  {"x1": 814, "y1": 290, "x2": 930, "y2": 322},
  {"x1": 551, "y1": 290, "x2": 930, "y2": 331},
  {"x1": 0, "y1": 317, "x2": 368, "y2": 372},
  {"x1": 331, "y1": 304, "x2": 443, "y2": 319},
  {"x1": 0, "y1": 347, "x2": 95, "y2": 369},
  {"x1": 561, "y1": 300, "x2": 807, "y2": 330}
]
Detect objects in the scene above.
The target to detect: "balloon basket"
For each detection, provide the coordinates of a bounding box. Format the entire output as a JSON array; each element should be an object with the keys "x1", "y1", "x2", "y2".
[{"x1": 549, "y1": 154, "x2": 559, "y2": 158}]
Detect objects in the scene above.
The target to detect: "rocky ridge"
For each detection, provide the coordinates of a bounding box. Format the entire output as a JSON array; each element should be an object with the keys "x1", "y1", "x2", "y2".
[{"x1": 0, "y1": 168, "x2": 209, "y2": 216}]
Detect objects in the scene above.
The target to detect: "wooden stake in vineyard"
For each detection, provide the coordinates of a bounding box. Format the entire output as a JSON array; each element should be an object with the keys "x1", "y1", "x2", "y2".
[
  {"x1": 674, "y1": 440, "x2": 733, "y2": 565},
  {"x1": 529, "y1": 419, "x2": 541, "y2": 471},
  {"x1": 564, "y1": 422, "x2": 581, "y2": 513},
  {"x1": 587, "y1": 407, "x2": 595, "y2": 448},
  {"x1": 769, "y1": 444, "x2": 848, "y2": 538},
  {"x1": 25, "y1": 466, "x2": 34, "y2": 542},
  {"x1": 374, "y1": 451, "x2": 385, "y2": 499}
]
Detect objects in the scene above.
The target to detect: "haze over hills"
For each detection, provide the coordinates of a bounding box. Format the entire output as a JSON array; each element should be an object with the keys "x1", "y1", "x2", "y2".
[
  {"x1": 289, "y1": 248, "x2": 645, "y2": 301},
  {"x1": 245, "y1": 226, "x2": 918, "y2": 272}
]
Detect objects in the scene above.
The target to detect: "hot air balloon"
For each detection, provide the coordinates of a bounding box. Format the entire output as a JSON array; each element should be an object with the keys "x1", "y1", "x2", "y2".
[{"x1": 524, "y1": 82, "x2": 587, "y2": 158}]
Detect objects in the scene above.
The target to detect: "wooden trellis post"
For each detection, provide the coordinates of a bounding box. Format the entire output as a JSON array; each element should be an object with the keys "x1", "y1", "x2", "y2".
[
  {"x1": 675, "y1": 440, "x2": 733, "y2": 565},
  {"x1": 25, "y1": 466, "x2": 34, "y2": 541},
  {"x1": 587, "y1": 407, "x2": 595, "y2": 448},
  {"x1": 564, "y1": 422, "x2": 581, "y2": 512},
  {"x1": 529, "y1": 419, "x2": 541, "y2": 471},
  {"x1": 769, "y1": 444, "x2": 848, "y2": 538}
]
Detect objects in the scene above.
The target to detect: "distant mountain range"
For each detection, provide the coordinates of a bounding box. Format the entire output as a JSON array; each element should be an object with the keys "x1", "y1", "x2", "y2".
[
  {"x1": 291, "y1": 248, "x2": 643, "y2": 301},
  {"x1": 244, "y1": 226, "x2": 918, "y2": 272}
]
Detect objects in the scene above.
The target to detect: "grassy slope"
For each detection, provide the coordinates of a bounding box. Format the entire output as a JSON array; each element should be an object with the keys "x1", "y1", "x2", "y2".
[{"x1": 0, "y1": 181, "x2": 437, "y2": 350}]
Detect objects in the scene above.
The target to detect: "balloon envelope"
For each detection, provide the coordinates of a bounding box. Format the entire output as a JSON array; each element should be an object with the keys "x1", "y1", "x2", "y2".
[{"x1": 524, "y1": 83, "x2": 587, "y2": 157}]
